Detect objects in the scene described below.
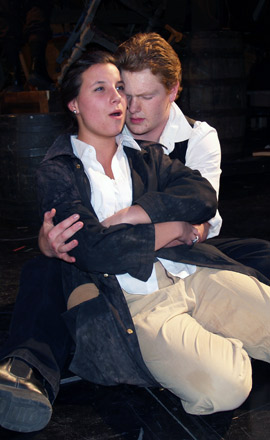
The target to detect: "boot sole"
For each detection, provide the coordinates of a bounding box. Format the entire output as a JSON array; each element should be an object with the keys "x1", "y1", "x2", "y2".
[{"x1": 0, "y1": 385, "x2": 52, "y2": 432}]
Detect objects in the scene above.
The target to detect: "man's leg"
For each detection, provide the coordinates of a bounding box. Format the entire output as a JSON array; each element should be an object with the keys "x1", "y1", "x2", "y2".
[
  {"x1": 124, "y1": 267, "x2": 270, "y2": 415},
  {"x1": 208, "y1": 237, "x2": 270, "y2": 281}
]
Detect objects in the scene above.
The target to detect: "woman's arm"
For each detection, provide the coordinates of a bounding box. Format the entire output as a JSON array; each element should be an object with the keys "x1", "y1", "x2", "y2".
[
  {"x1": 131, "y1": 146, "x2": 217, "y2": 226},
  {"x1": 37, "y1": 150, "x2": 216, "y2": 280},
  {"x1": 37, "y1": 160, "x2": 156, "y2": 281},
  {"x1": 101, "y1": 205, "x2": 198, "y2": 248}
]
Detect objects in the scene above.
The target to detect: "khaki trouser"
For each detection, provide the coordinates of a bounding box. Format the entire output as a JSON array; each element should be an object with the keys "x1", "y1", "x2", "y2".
[
  {"x1": 68, "y1": 263, "x2": 270, "y2": 415},
  {"x1": 123, "y1": 263, "x2": 270, "y2": 415}
]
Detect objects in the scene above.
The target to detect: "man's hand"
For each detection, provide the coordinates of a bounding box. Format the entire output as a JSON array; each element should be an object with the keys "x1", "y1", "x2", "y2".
[
  {"x1": 192, "y1": 222, "x2": 210, "y2": 243},
  {"x1": 162, "y1": 222, "x2": 199, "y2": 248},
  {"x1": 38, "y1": 209, "x2": 84, "y2": 263}
]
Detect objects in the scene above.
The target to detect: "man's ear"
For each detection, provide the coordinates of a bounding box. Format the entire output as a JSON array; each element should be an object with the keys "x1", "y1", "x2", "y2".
[{"x1": 169, "y1": 82, "x2": 179, "y2": 102}]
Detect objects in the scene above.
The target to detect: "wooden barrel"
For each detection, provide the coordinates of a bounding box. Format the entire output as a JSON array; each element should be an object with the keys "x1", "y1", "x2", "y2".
[
  {"x1": 0, "y1": 113, "x2": 69, "y2": 226},
  {"x1": 177, "y1": 31, "x2": 247, "y2": 159}
]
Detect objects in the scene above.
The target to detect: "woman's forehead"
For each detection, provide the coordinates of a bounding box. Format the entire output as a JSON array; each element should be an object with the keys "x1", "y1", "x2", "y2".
[{"x1": 83, "y1": 63, "x2": 121, "y2": 81}]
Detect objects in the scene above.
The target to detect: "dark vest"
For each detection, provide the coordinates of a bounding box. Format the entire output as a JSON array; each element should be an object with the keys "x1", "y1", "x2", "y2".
[{"x1": 168, "y1": 116, "x2": 195, "y2": 164}]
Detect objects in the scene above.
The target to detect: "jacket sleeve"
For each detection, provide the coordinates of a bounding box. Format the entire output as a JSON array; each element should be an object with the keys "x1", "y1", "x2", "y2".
[
  {"x1": 133, "y1": 146, "x2": 217, "y2": 225},
  {"x1": 37, "y1": 148, "x2": 217, "y2": 281},
  {"x1": 37, "y1": 158, "x2": 156, "y2": 281}
]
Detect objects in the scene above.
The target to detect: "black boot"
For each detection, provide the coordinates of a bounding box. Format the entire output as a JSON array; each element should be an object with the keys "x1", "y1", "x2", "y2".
[{"x1": 0, "y1": 357, "x2": 52, "y2": 432}]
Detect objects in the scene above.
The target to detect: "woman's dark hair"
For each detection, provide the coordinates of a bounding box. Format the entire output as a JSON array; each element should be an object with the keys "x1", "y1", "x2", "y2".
[{"x1": 60, "y1": 50, "x2": 117, "y2": 125}]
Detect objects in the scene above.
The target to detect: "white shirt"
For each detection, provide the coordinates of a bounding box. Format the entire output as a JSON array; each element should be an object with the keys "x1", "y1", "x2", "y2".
[
  {"x1": 123, "y1": 102, "x2": 223, "y2": 238},
  {"x1": 71, "y1": 134, "x2": 196, "y2": 295}
]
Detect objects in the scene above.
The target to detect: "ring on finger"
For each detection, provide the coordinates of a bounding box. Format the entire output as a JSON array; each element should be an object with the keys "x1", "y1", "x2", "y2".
[{"x1": 192, "y1": 235, "x2": 199, "y2": 244}]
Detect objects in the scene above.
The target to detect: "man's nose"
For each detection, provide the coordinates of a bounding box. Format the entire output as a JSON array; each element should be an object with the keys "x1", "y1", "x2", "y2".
[{"x1": 128, "y1": 97, "x2": 140, "y2": 113}]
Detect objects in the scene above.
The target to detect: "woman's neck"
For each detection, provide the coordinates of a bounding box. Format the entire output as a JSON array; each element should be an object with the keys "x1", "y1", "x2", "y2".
[{"x1": 78, "y1": 132, "x2": 117, "y2": 179}]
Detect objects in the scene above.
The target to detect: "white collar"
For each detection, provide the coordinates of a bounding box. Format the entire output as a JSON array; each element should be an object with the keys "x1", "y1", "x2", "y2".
[
  {"x1": 71, "y1": 133, "x2": 141, "y2": 161},
  {"x1": 122, "y1": 103, "x2": 193, "y2": 155},
  {"x1": 158, "y1": 102, "x2": 193, "y2": 154}
]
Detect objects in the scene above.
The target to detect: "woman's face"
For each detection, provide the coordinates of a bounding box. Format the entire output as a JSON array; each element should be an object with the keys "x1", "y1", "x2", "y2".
[{"x1": 69, "y1": 63, "x2": 127, "y2": 144}]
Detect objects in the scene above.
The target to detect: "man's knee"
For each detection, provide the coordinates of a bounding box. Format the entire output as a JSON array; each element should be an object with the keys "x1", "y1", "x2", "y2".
[{"x1": 182, "y1": 363, "x2": 252, "y2": 415}]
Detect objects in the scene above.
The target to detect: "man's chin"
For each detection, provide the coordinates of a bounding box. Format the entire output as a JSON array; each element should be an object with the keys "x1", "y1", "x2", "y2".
[{"x1": 127, "y1": 124, "x2": 147, "y2": 138}]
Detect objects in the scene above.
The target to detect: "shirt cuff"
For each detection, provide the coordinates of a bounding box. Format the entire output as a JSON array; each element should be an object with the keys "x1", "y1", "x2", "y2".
[{"x1": 207, "y1": 210, "x2": 223, "y2": 238}]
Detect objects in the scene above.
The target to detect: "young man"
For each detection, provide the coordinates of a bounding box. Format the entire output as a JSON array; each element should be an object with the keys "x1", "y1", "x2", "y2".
[{"x1": 1, "y1": 33, "x2": 269, "y2": 434}]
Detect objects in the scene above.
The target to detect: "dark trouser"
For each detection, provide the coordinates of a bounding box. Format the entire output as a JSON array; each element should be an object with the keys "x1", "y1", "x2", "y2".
[
  {"x1": 0, "y1": 256, "x2": 72, "y2": 402},
  {"x1": 207, "y1": 237, "x2": 270, "y2": 282},
  {"x1": 1, "y1": 237, "x2": 269, "y2": 402}
]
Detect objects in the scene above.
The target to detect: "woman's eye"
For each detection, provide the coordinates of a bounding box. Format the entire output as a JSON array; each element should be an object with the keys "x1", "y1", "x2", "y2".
[{"x1": 94, "y1": 86, "x2": 104, "y2": 92}]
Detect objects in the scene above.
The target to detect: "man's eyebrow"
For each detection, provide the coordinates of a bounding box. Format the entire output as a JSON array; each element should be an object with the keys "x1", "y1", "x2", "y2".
[{"x1": 126, "y1": 91, "x2": 155, "y2": 97}]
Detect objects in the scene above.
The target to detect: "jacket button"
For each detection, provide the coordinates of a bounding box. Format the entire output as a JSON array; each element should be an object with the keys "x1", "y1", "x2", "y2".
[
  {"x1": 104, "y1": 273, "x2": 109, "y2": 277},
  {"x1": 76, "y1": 163, "x2": 81, "y2": 169},
  {"x1": 126, "y1": 328, "x2": 133, "y2": 334}
]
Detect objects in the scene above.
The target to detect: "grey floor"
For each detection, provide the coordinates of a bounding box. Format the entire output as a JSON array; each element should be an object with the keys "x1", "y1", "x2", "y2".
[{"x1": 0, "y1": 156, "x2": 270, "y2": 439}]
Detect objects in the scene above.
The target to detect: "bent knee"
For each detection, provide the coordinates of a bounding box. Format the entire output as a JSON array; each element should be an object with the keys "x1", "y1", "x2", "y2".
[
  {"x1": 182, "y1": 365, "x2": 252, "y2": 415},
  {"x1": 67, "y1": 283, "x2": 99, "y2": 310}
]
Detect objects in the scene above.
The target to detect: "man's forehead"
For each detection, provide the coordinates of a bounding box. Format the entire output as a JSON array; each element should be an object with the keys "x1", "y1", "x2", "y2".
[{"x1": 121, "y1": 69, "x2": 163, "y2": 94}]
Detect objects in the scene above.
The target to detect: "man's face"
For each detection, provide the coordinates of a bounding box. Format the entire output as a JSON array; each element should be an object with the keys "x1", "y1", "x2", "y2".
[{"x1": 121, "y1": 68, "x2": 178, "y2": 142}]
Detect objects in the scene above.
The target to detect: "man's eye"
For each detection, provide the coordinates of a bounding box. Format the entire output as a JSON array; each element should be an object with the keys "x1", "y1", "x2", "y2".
[
  {"x1": 143, "y1": 96, "x2": 153, "y2": 100},
  {"x1": 117, "y1": 85, "x2": 125, "y2": 91}
]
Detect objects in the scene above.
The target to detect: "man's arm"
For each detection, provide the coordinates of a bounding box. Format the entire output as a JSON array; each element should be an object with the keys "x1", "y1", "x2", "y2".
[
  {"x1": 38, "y1": 209, "x2": 83, "y2": 263},
  {"x1": 40, "y1": 205, "x2": 199, "y2": 261},
  {"x1": 184, "y1": 121, "x2": 222, "y2": 240}
]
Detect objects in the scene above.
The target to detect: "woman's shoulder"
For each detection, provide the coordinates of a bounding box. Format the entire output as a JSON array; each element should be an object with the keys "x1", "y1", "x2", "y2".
[{"x1": 42, "y1": 133, "x2": 75, "y2": 163}]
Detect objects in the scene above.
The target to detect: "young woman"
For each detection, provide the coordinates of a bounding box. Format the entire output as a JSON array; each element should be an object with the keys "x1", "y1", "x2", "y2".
[{"x1": 36, "y1": 50, "x2": 270, "y2": 418}]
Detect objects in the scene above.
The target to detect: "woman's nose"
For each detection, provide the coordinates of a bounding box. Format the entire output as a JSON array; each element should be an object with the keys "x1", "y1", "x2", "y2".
[{"x1": 111, "y1": 88, "x2": 122, "y2": 103}]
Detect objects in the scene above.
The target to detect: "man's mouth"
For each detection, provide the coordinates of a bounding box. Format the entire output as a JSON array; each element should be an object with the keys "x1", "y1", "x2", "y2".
[{"x1": 130, "y1": 117, "x2": 144, "y2": 124}]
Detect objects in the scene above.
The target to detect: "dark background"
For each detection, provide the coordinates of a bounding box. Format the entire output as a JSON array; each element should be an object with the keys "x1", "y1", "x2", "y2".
[{"x1": 0, "y1": 2, "x2": 270, "y2": 439}]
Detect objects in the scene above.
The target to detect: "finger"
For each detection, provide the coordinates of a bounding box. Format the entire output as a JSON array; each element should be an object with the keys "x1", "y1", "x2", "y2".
[
  {"x1": 59, "y1": 221, "x2": 83, "y2": 242},
  {"x1": 47, "y1": 216, "x2": 82, "y2": 242},
  {"x1": 43, "y1": 208, "x2": 56, "y2": 224},
  {"x1": 55, "y1": 214, "x2": 81, "y2": 232},
  {"x1": 59, "y1": 239, "x2": 79, "y2": 254},
  {"x1": 192, "y1": 225, "x2": 199, "y2": 234},
  {"x1": 58, "y1": 253, "x2": 76, "y2": 263}
]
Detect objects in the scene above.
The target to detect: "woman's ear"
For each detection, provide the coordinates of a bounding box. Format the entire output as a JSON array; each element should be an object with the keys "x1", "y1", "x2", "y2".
[
  {"x1": 169, "y1": 81, "x2": 179, "y2": 103},
  {"x1": 67, "y1": 99, "x2": 78, "y2": 114}
]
